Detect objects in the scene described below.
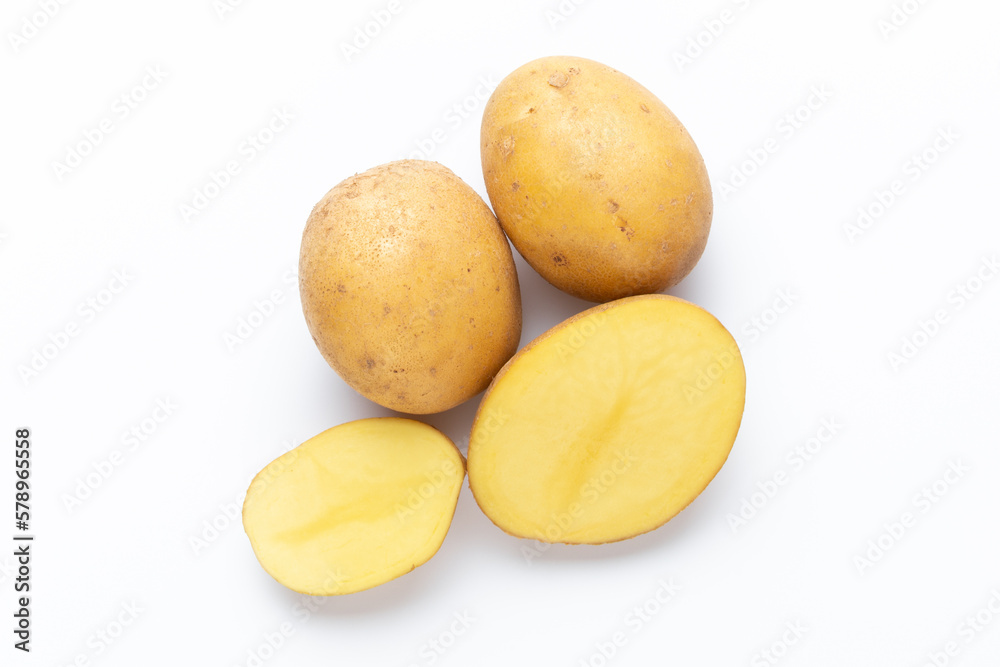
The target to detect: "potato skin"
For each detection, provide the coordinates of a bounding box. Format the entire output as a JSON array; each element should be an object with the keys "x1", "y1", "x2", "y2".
[
  {"x1": 299, "y1": 160, "x2": 521, "y2": 414},
  {"x1": 481, "y1": 56, "x2": 713, "y2": 303}
]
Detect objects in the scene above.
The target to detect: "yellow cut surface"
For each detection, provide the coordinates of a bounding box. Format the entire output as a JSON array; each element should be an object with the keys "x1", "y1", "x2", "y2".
[
  {"x1": 243, "y1": 418, "x2": 465, "y2": 595},
  {"x1": 468, "y1": 295, "x2": 745, "y2": 544}
]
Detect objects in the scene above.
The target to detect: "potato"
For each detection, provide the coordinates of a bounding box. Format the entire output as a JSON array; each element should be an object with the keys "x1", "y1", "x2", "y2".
[
  {"x1": 242, "y1": 418, "x2": 465, "y2": 595},
  {"x1": 480, "y1": 56, "x2": 713, "y2": 303},
  {"x1": 299, "y1": 160, "x2": 521, "y2": 414},
  {"x1": 467, "y1": 295, "x2": 744, "y2": 544}
]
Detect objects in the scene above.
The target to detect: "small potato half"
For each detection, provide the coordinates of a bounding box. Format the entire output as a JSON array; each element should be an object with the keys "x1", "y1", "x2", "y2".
[
  {"x1": 243, "y1": 418, "x2": 466, "y2": 595},
  {"x1": 299, "y1": 160, "x2": 522, "y2": 414},
  {"x1": 481, "y1": 56, "x2": 713, "y2": 302}
]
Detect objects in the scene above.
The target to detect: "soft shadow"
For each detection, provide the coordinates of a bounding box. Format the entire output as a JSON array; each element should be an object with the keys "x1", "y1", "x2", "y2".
[
  {"x1": 415, "y1": 398, "x2": 480, "y2": 451},
  {"x1": 495, "y1": 485, "x2": 726, "y2": 567},
  {"x1": 512, "y1": 253, "x2": 593, "y2": 344},
  {"x1": 263, "y1": 554, "x2": 441, "y2": 618},
  {"x1": 664, "y1": 244, "x2": 725, "y2": 309}
]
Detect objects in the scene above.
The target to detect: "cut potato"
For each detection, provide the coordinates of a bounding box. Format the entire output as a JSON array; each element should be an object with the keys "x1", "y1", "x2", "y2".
[
  {"x1": 468, "y1": 295, "x2": 744, "y2": 544},
  {"x1": 243, "y1": 418, "x2": 465, "y2": 595}
]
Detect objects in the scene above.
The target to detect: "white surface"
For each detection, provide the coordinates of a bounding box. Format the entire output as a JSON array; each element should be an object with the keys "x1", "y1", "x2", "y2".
[{"x1": 3, "y1": 0, "x2": 1000, "y2": 665}]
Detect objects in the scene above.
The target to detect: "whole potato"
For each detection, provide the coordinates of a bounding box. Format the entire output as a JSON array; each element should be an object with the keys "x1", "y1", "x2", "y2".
[
  {"x1": 299, "y1": 160, "x2": 521, "y2": 414},
  {"x1": 481, "y1": 56, "x2": 713, "y2": 303}
]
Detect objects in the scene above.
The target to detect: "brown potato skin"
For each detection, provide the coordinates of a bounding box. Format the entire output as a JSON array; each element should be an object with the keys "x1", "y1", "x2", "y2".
[
  {"x1": 299, "y1": 160, "x2": 522, "y2": 414},
  {"x1": 481, "y1": 56, "x2": 713, "y2": 303}
]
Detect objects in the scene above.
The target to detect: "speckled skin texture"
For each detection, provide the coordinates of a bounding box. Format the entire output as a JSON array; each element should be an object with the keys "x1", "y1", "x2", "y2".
[
  {"x1": 299, "y1": 160, "x2": 522, "y2": 414},
  {"x1": 481, "y1": 56, "x2": 713, "y2": 303}
]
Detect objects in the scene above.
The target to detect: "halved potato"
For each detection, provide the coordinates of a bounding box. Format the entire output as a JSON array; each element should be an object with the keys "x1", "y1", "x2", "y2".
[
  {"x1": 468, "y1": 295, "x2": 745, "y2": 544},
  {"x1": 243, "y1": 418, "x2": 465, "y2": 595}
]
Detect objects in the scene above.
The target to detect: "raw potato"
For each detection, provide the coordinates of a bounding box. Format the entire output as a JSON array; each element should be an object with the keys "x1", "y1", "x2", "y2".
[
  {"x1": 467, "y1": 295, "x2": 744, "y2": 544},
  {"x1": 299, "y1": 160, "x2": 521, "y2": 414},
  {"x1": 481, "y1": 56, "x2": 713, "y2": 303},
  {"x1": 243, "y1": 418, "x2": 465, "y2": 595}
]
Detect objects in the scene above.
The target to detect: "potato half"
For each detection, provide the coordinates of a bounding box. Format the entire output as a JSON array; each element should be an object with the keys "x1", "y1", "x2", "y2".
[
  {"x1": 299, "y1": 160, "x2": 522, "y2": 414},
  {"x1": 243, "y1": 418, "x2": 465, "y2": 595},
  {"x1": 481, "y1": 56, "x2": 713, "y2": 302},
  {"x1": 467, "y1": 295, "x2": 744, "y2": 544}
]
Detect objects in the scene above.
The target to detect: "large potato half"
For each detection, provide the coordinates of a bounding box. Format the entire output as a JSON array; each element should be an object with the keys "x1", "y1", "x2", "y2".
[
  {"x1": 481, "y1": 56, "x2": 713, "y2": 303},
  {"x1": 243, "y1": 418, "x2": 465, "y2": 595},
  {"x1": 300, "y1": 160, "x2": 522, "y2": 414},
  {"x1": 467, "y1": 295, "x2": 745, "y2": 544}
]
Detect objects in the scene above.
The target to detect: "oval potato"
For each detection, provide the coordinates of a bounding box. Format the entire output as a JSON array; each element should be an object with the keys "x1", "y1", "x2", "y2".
[
  {"x1": 481, "y1": 56, "x2": 713, "y2": 302},
  {"x1": 299, "y1": 160, "x2": 522, "y2": 414}
]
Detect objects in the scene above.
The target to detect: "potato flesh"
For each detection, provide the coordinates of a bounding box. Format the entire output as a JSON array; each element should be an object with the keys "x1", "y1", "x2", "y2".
[
  {"x1": 243, "y1": 419, "x2": 465, "y2": 595},
  {"x1": 468, "y1": 295, "x2": 745, "y2": 544}
]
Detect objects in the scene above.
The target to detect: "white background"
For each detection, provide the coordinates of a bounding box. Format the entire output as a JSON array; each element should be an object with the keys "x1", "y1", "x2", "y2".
[{"x1": 2, "y1": 0, "x2": 1000, "y2": 665}]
